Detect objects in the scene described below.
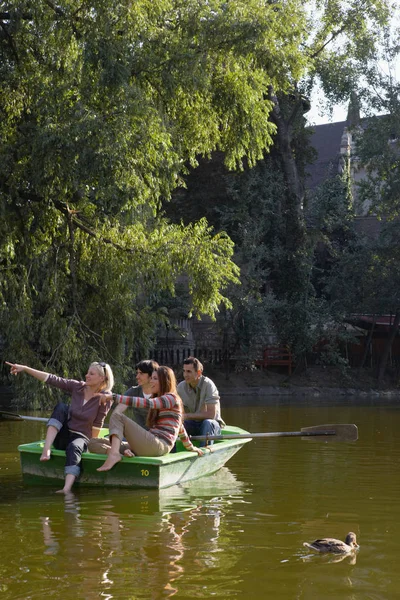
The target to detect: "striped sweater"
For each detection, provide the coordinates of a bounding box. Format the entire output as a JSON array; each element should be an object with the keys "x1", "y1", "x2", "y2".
[{"x1": 114, "y1": 393, "x2": 196, "y2": 450}]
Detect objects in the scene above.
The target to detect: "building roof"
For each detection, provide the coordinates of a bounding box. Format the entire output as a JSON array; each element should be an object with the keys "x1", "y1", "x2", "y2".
[
  {"x1": 347, "y1": 314, "x2": 400, "y2": 332},
  {"x1": 305, "y1": 120, "x2": 347, "y2": 190}
]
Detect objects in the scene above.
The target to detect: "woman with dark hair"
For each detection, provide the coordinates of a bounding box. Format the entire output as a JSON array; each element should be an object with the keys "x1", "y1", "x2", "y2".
[
  {"x1": 92, "y1": 365, "x2": 203, "y2": 471},
  {"x1": 6, "y1": 360, "x2": 114, "y2": 493}
]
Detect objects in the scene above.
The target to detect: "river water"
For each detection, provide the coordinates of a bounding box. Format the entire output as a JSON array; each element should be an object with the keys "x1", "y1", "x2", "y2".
[{"x1": 1, "y1": 394, "x2": 400, "y2": 599}]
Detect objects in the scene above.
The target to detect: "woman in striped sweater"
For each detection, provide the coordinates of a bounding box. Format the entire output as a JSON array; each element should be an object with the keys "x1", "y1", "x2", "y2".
[{"x1": 92, "y1": 365, "x2": 204, "y2": 471}]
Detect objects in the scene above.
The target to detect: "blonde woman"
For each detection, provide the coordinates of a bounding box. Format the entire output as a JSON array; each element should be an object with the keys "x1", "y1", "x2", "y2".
[{"x1": 6, "y1": 360, "x2": 114, "y2": 493}]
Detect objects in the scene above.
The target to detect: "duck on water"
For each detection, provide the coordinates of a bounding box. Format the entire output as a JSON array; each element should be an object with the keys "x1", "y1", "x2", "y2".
[{"x1": 303, "y1": 532, "x2": 359, "y2": 554}]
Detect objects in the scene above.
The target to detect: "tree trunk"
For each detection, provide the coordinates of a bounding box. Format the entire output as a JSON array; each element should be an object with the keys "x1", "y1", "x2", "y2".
[
  {"x1": 377, "y1": 310, "x2": 400, "y2": 385},
  {"x1": 359, "y1": 315, "x2": 376, "y2": 369},
  {"x1": 269, "y1": 92, "x2": 311, "y2": 354},
  {"x1": 270, "y1": 93, "x2": 304, "y2": 217},
  {"x1": 270, "y1": 94, "x2": 308, "y2": 293}
]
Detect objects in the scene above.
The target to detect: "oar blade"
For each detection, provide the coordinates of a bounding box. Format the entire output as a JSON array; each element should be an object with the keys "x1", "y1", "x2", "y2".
[
  {"x1": 301, "y1": 424, "x2": 358, "y2": 442},
  {"x1": 0, "y1": 411, "x2": 48, "y2": 423},
  {"x1": 0, "y1": 410, "x2": 24, "y2": 421}
]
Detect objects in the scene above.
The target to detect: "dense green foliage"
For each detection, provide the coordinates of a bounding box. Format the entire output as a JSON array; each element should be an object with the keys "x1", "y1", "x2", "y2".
[
  {"x1": 0, "y1": 0, "x2": 312, "y2": 403},
  {"x1": 0, "y1": 0, "x2": 396, "y2": 403}
]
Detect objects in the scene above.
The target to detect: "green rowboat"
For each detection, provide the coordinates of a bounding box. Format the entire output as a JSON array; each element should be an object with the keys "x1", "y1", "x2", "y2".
[{"x1": 18, "y1": 425, "x2": 251, "y2": 489}]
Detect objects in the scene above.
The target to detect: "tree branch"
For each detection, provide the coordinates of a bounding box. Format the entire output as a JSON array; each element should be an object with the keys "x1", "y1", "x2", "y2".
[{"x1": 310, "y1": 24, "x2": 349, "y2": 60}]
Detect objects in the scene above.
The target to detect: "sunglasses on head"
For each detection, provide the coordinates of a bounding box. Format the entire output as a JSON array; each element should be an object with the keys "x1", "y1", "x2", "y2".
[{"x1": 96, "y1": 362, "x2": 108, "y2": 377}]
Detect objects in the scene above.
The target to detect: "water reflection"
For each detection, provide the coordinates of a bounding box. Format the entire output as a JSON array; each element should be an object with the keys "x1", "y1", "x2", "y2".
[
  {"x1": 29, "y1": 468, "x2": 248, "y2": 599},
  {"x1": 301, "y1": 551, "x2": 358, "y2": 565}
]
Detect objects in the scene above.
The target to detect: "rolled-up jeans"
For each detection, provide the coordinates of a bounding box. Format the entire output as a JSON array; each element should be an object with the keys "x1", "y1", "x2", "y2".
[
  {"x1": 184, "y1": 419, "x2": 221, "y2": 447},
  {"x1": 47, "y1": 402, "x2": 88, "y2": 477}
]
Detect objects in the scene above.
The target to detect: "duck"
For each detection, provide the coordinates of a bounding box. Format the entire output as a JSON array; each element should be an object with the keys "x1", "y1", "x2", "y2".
[{"x1": 303, "y1": 532, "x2": 359, "y2": 554}]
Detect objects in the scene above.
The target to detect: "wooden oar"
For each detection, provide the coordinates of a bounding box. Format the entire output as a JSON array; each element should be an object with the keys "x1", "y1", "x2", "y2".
[
  {"x1": 0, "y1": 412, "x2": 357, "y2": 443},
  {"x1": 0, "y1": 410, "x2": 48, "y2": 423},
  {"x1": 190, "y1": 424, "x2": 358, "y2": 443},
  {"x1": 0, "y1": 410, "x2": 113, "y2": 428},
  {"x1": 0, "y1": 410, "x2": 112, "y2": 428}
]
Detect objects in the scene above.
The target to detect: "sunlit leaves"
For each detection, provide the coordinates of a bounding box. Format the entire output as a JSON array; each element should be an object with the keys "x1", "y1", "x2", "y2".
[
  {"x1": 306, "y1": 0, "x2": 391, "y2": 107},
  {"x1": 0, "y1": 0, "x2": 311, "y2": 396}
]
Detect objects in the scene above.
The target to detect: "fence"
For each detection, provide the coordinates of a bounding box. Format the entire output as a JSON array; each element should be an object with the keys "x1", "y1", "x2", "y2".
[
  {"x1": 135, "y1": 348, "x2": 228, "y2": 367},
  {"x1": 138, "y1": 338, "x2": 400, "y2": 372}
]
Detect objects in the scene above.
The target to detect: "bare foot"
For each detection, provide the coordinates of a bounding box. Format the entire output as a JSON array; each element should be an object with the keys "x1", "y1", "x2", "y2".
[
  {"x1": 97, "y1": 452, "x2": 122, "y2": 472},
  {"x1": 55, "y1": 488, "x2": 75, "y2": 496},
  {"x1": 40, "y1": 448, "x2": 51, "y2": 461}
]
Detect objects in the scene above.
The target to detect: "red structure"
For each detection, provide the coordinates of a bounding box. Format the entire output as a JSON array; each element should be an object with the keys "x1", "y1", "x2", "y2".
[{"x1": 255, "y1": 346, "x2": 293, "y2": 375}]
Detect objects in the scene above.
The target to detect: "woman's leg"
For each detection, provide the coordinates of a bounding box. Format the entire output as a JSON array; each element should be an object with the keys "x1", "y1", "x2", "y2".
[
  {"x1": 117, "y1": 414, "x2": 170, "y2": 456},
  {"x1": 56, "y1": 473, "x2": 76, "y2": 495},
  {"x1": 40, "y1": 426, "x2": 58, "y2": 461},
  {"x1": 97, "y1": 412, "x2": 169, "y2": 471},
  {"x1": 56, "y1": 434, "x2": 87, "y2": 493},
  {"x1": 96, "y1": 431, "x2": 124, "y2": 471},
  {"x1": 96, "y1": 410, "x2": 132, "y2": 470},
  {"x1": 41, "y1": 403, "x2": 70, "y2": 461},
  {"x1": 88, "y1": 436, "x2": 129, "y2": 455},
  {"x1": 87, "y1": 437, "x2": 112, "y2": 454}
]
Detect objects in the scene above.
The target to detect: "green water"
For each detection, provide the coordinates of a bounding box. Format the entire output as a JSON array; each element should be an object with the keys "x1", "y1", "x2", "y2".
[{"x1": 1, "y1": 395, "x2": 400, "y2": 599}]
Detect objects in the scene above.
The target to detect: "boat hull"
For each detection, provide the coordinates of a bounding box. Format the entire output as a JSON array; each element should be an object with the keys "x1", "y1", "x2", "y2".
[{"x1": 18, "y1": 425, "x2": 251, "y2": 489}]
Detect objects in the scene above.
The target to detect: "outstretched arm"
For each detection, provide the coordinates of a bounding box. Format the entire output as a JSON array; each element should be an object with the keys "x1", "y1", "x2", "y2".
[
  {"x1": 6, "y1": 362, "x2": 50, "y2": 382},
  {"x1": 101, "y1": 393, "x2": 177, "y2": 410}
]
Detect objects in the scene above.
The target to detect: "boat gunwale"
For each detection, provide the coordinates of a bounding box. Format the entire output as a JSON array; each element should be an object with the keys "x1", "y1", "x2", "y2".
[{"x1": 18, "y1": 425, "x2": 251, "y2": 467}]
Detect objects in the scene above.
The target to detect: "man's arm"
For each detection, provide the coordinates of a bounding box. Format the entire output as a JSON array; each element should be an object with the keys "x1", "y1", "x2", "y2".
[
  {"x1": 184, "y1": 378, "x2": 219, "y2": 421},
  {"x1": 184, "y1": 402, "x2": 217, "y2": 421}
]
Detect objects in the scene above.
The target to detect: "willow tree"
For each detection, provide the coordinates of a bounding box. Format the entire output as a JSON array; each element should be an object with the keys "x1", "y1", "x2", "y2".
[{"x1": 0, "y1": 0, "x2": 311, "y2": 400}]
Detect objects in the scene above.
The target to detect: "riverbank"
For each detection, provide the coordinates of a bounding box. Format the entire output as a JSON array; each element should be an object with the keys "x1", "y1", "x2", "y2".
[
  {"x1": 207, "y1": 364, "x2": 400, "y2": 398},
  {"x1": 1, "y1": 365, "x2": 400, "y2": 409}
]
